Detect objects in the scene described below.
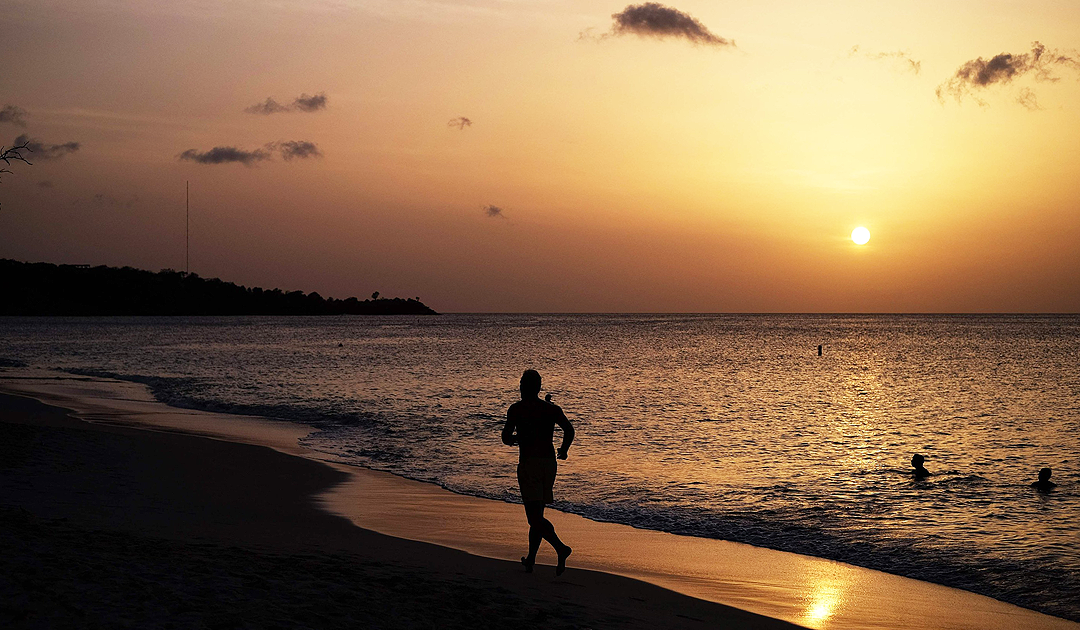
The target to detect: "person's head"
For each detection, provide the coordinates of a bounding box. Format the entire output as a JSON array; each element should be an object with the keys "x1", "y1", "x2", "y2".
[
  {"x1": 1039, "y1": 467, "x2": 1052, "y2": 482},
  {"x1": 520, "y1": 369, "x2": 542, "y2": 398},
  {"x1": 911, "y1": 454, "x2": 925, "y2": 469}
]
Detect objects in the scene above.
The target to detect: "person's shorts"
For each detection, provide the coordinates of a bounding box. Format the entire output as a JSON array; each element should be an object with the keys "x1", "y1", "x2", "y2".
[{"x1": 517, "y1": 457, "x2": 557, "y2": 504}]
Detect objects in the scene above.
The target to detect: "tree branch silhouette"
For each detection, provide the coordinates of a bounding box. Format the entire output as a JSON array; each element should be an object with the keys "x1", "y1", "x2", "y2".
[
  {"x1": 0, "y1": 140, "x2": 32, "y2": 210},
  {"x1": 1, "y1": 140, "x2": 33, "y2": 181}
]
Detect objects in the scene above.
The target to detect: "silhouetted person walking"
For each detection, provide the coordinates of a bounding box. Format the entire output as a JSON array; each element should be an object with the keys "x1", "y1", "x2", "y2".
[
  {"x1": 911, "y1": 454, "x2": 931, "y2": 479},
  {"x1": 502, "y1": 369, "x2": 575, "y2": 575},
  {"x1": 1031, "y1": 467, "x2": 1057, "y2": 492}
]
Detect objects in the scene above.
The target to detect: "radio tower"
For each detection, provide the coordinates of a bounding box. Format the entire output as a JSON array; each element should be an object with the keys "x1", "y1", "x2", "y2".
[{"x1": 185, "y1": 180, "x2": 190, "y2": 275}]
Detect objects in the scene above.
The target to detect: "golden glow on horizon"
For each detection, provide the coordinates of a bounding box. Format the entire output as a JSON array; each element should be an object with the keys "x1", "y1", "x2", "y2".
[
  {"x1": 2, "y1": 1, "x2": 1080, "y2": 311},
  {"x1": 851, "y1": 227, "x2": 871, "y2": 245}
]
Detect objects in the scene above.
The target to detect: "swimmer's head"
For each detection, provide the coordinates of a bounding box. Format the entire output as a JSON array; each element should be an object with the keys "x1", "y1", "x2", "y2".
[
  {"x1": 520, "y1": 369, "x2": 542, "y2": 397},
  {"x1": 1039, "y1": 467, "x2": 1052, "y2": 482},
  {"x1": 911, "y1": 454, "x2": 925, "y2": 468}
]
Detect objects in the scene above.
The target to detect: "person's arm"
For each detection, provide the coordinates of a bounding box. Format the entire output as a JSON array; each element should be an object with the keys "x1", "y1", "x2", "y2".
[
  {"x1": 555, "y1": 410, "x2": 574, "y2": 459},
  {"x1": 501, "y1": 411, "x2": 518, "y2": 446}
]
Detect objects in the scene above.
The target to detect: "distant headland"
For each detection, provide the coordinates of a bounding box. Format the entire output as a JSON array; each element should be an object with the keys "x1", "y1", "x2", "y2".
[{"x1": 0, "y1": 259, "x2": 438, "y2": 316}]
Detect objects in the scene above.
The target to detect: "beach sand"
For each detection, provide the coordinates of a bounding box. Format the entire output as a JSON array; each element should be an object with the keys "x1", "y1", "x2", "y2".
[
  {"x1": 0, "y1": 388, "x2": 797, "y2": 630},
  {"x1": 2, "y1": 371, "x2": 1077, "y2": 630}
]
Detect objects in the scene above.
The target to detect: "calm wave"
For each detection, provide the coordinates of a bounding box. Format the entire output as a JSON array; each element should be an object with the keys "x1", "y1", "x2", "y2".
[{"x1": 2, "y1": 314, "x2": 1078, "y2": 620}]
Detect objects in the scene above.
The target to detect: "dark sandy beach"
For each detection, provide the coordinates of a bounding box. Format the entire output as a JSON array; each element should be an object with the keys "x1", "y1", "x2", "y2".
[{"x1": 0, "y1": 392, "x2": 798, "y2": 629}]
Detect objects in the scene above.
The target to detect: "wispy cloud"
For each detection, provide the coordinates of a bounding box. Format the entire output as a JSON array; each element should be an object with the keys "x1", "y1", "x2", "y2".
[
  {"x1": 936, "y1": 41, "x2": 1080, "y2": 106},
  {"x1": 584, "y1": 3, "x2": 734, "y2": 47},
  {"x1": 483, "y1": 204, "x2": 505, "y2": 218},
  {"x1": 448, "y1": 116, "x2": 472, "y2": 130},
  {"x1": 1015, "y1": 88, "x2": 1041, "y2": 110},
  {"x1": 244, "y1": 92, "x2": 328, "y2": 114},
  {"x1": 37, "y1": 180, "x2": 54, "y2": 189},
  {"x1": 272, "y1": 140, "x2": 322, "y2": 160},
  {"x1": 0, "y1": 104, "x2": 28, "y2": 127},
  {"x1": 245, "y1": 98, "x2": 290, "y2": 115},
  {"x1": 178, "y1": 140, "x2": 323, "y2": 165},
  {"x1": 14, "y1": 134, "x2": 80, "y2": 160},
  {"x1": 850, "y1": 46, "x2": 921, "y2": 74},
  {"x1": 178, "y1": 146, "x2": 272, "y2": 165}
]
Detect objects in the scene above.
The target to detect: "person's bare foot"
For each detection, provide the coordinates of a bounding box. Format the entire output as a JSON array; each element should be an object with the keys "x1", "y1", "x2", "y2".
[
  {"x1": 556, "y1": 546, "x2": 572, "y2": 576},
  {"x1": 521, "y1": 556, "x2": 535, "y2": 573}
]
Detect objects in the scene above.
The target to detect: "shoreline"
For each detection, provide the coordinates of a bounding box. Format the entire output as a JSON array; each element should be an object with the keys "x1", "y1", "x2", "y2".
[
  {"x1": 0, "y1": 383, "x2": 798, "y2": 630},
  {"x1": 2, "y1": 369, "x2": 1077, "y2": 630}
]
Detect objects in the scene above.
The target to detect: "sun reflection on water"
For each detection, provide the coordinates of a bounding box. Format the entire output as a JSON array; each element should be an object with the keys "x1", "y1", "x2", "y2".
[
  {"x1": 801, "y1": 579, "x2": 848, "y2": 628},
  {"x1": 4, "y1": 315, "x2": 1080, "y2": 620}
]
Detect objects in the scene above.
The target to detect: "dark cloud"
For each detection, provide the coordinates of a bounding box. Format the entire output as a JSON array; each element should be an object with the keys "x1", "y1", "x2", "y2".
[
  {"x1": 244, "y1": 97, "x2": 291, "y2": 115},
  {"x1": 293, "y1": 93, "x2": 328, "y2": 112},
  {"x1": 850, "y1": 46, "x2": 921, "y2": 74},
  {"x1": 14, "y1": 134, "x2": 80, "y2": 160},
  {"x1": 448, "y1": 116, "x2": 472, "y2": 130},
  {"x1": 37, "y1": 180, "x2": 53, "y2": 189},
  {"x1": 273, "y1": 140, "x2": 322, "y2": 160},
  {"x1": 178, "y1": 146, "x2": 272, "y2": 165},
  {"x1": 0, "y1": 104, "x2": 28, "y2": 127},
  {"x1": 936, "y1": 41, "x2": 1080, "y2": 105},
  {"x1": 483, "y1": 204, "x2": 505, "y2": 219},
  {"x1": 178, "y1": 141, "x2": 322, "y2": 165},
  {"x1": 245, "y1": 92, "x2": 328, "y2": 114},
  {"x1": 592, "y1": 3, "x2": 733, "y2": 47}
]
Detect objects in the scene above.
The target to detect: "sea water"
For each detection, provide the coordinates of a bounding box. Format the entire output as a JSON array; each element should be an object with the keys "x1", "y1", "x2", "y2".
[{"x1": 1, "y1": 314, "x2": 1077, "y2": 620}]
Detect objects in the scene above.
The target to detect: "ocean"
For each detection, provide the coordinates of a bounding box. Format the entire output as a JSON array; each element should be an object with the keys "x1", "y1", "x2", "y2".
[{"x1": 1, "y1": 314, "x2": 1077, "y2": 621}]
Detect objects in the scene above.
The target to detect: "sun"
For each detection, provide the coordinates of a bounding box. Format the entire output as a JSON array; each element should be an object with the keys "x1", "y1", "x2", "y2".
[{"x1": 851, "y1": 226, "x2": 870, "y2": 245}]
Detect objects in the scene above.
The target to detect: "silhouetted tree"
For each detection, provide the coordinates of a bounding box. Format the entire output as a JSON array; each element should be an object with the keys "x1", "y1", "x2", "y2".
[
  {"x1": 1, "y1": 141, "x2": 32, "y2": 208},
  {"x1": 0, "y1": 140, "x2": 31, "y2": 182},
  {"x1": 371, "y1": 291, "x2": 379, "y2": 300},
  {"x1": 0, "y1": 259, "x2": 438, "y2": 316}
]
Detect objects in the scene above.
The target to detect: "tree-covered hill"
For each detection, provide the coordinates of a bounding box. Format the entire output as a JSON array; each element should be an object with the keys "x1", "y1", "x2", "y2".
[{"x1": 0, "y1": 259, "x2": 438, "y2": 316}]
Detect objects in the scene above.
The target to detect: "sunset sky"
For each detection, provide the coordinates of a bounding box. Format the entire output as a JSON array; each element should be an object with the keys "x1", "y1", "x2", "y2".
[{"x1": 3, "y1": 0, "x2": 1080, "y2": 312}]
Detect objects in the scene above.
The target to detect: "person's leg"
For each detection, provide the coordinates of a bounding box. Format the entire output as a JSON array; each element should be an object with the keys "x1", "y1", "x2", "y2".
[
  {"x1": 523, "y1": 501, "x2": 571, "y2": 573},
  {"x1": 522, "y1": 501, "x2": 545, "y2": 570},
  {"x1": 542, "y1": 459, "x2": 572, "y2": 574}
]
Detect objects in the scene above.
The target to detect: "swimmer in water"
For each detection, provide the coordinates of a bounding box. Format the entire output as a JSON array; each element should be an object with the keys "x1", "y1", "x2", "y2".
[
  {"x1": 1031, "y1": 467, "x2": 1057, "y2": 492},
  {"x1": 911, "y1": 454, "x2": 931, "y2": 480}
]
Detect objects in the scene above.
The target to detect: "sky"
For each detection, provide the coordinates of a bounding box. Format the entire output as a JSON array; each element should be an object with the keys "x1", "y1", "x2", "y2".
[{"x1": 2, "y1": 0, "x2": 1080, "y2": 312}]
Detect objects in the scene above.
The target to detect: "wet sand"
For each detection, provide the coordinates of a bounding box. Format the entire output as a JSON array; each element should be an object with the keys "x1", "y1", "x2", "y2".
[
  {"x1": 0, "y1": 384, "x2": 797, "y2": 630},
  {"x1": 2, "y1": 370, "x2": 1077, "y2": 630}
]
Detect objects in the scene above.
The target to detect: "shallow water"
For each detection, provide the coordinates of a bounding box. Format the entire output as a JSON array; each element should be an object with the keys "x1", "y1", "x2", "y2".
[{"x1": 1, "y1": 314, "x2": 1077, "y2": 620}]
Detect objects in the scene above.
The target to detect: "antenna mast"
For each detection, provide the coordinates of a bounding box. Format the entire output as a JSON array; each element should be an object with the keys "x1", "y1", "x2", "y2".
[{"x1": 185, "y1": 180, "x2": 190, "y2": 275}]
